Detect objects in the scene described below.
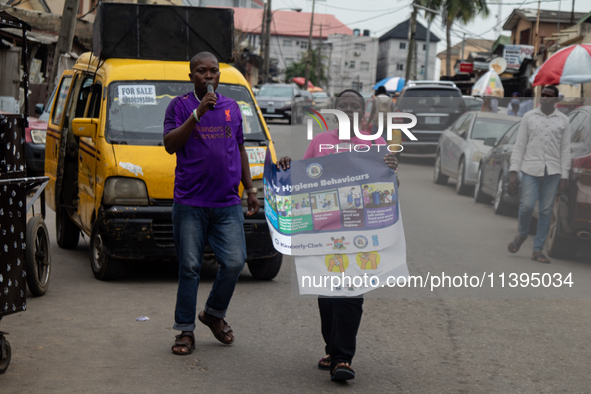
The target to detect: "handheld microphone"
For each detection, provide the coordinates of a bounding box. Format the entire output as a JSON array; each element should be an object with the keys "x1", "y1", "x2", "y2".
[{"x1": 206, "y1": 81, "x2": 215, "y2": 110}]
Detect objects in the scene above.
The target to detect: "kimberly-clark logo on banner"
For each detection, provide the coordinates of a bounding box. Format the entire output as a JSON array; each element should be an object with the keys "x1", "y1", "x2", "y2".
[{"x1": 303, "y1": 107, "x2": 418, "y2": 153}]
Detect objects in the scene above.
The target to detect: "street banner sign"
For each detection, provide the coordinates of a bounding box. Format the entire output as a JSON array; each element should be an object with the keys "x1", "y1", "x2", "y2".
[
  {"x1": 459, "y1": 62, "x2": 474, "y2": 73},
  {"x1": 263, "y1": 148, "x2": 409, "y2": 296},
  {"x1": 503, "y1": 45, "x2": 534, "y2": 69}
]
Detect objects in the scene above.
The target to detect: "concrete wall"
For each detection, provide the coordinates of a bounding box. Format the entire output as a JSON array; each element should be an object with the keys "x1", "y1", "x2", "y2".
[
  {"x1": 511, "y1": 20, "x2": 576, "y2": 47},
  {"x1": 248, "y1": 32, "x2": 378, "y2": 93},
  {"x1": 327, "y1": 34, "x2": 378, "y2": 94},
  {"x1": 378, "y1": 38, "x2": 437, "y2": 81},
  {"x1": 247, "y1": 33, "x2": 323, "y2": 82}
]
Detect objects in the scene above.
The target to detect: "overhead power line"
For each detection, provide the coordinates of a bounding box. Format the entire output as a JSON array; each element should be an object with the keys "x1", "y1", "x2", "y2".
[{"x1": 269, "y1": 3, "x2": 412, "y2": 35}]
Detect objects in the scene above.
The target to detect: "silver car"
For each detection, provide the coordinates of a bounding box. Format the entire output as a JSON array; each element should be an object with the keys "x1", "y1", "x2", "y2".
[
  {"x1": 312, "y1": 91, "x2": 331, "y2": 110},
  {"x1": 463, "y1": 95, "x2": 483, "y2": 111},
  {"x1": 473, "y1": 121, "x2": 522, "y2": 215},
  {"x1": 433, "y1": 111, "x2": 519, "y2": 195}
]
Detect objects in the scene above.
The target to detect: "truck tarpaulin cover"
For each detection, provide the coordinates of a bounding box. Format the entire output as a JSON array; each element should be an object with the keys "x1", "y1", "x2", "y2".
[{"x1": 92, "y1": 3, "x2": 234, "y2": 63}]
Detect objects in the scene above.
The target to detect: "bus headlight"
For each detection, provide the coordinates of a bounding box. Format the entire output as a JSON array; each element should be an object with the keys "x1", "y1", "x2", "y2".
[{"x1": 103, "y1": 177, "x2": 149, "y2": 206}]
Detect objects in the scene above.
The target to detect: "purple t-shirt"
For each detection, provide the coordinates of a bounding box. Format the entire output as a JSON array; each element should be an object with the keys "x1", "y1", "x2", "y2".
[{"x1": 163, "y1": 92, "x2": 244, "y2": 207}]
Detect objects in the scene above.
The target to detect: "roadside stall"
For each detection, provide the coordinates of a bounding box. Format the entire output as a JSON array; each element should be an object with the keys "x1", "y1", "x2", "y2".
[
  {"x1": 0, "y1": 11, "x2": 51, "y2": 374},
  {"x1": 472, "y1": 69, "x2": 504, "y2": 98}
]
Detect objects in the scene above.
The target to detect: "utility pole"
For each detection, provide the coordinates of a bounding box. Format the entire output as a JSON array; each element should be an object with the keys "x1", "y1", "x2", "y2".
[
  {"x1": 327, "y1": 42, "x2": 332, "y2": 95},
  {"x1": 424, "y1": 18, "x2": 433, "y2": 80},
  {"x1": 260, "y1": 2, "x2": 267, "y2": 58},
  {"x1": 534, "y1": 0, "x2": 541, "y2": 58},
  {"x1": 303, "y1": 0, "x2": 316, "y2": 91},
  {"x1": 262, "y1": 0, "x2": 272, "y2": 84},
  {"x1": 557, "y1": 0, "x2": 561, "y2": 33},
  {"x1": 48, "y1": 0, "x2": 79, "y2": 93},
  {"x1": 460, "y1": 33, "x2": 466, "y2": 60},
  {"x1": 570, "y1": 0, "x2": 575, "y2": 24},
  {"x1": 405, "y1": 2, "x2": 418, "y2": 82},
  {"x1": 316, "y1": 24, "x2": 322, "y2": 89},
  {"x1": 413, "y1": 5, "x2": 440, "y2": 82},
  {"x1": 494, "y1": 0, "x2": 502, "y2": 36}
]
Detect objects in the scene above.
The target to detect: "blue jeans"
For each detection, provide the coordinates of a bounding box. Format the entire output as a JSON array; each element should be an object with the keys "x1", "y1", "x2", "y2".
[
  {"x1": 517, "y1": 169, "x2": 561, "y2": 252},
  {"x1": 172, "y1": 203, "x2": 246, "y2": 332}
]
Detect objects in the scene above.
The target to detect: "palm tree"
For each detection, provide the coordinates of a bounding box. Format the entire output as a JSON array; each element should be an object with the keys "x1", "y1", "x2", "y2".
[
  {"x1": 285, "y1": 48, "x2": 327, "y2": 87},
  {"x1": 422, "y1": 0, "x2": 489, "y2": 76}
]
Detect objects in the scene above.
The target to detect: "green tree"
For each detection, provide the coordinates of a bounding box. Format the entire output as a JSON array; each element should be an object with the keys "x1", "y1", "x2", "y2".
[
  {"x1": 422, "y1": 0, "x2": 489, "y2": 76},
  {"x1": 285, "y1": 48, "x2": 327, "y2": 88}
]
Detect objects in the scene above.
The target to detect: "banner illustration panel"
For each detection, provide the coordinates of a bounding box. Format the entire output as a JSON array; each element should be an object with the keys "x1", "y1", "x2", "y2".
[{"x1": 263, "y1": 148, "x2": 403, "y2": 256}]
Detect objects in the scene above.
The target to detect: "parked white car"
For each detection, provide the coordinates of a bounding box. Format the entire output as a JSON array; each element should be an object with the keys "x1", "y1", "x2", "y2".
[{"x1": 433, "y1": 111, "x2": 519, "y2": 195}]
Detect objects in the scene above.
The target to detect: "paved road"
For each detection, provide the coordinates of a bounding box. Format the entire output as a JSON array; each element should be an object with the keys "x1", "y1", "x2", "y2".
[{"x1": 2, "y1": 122, "x2": 590, "y2": 393}]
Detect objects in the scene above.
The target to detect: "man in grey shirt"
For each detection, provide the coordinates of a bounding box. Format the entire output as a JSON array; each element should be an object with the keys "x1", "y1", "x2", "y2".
[{"x1": 507, "y1": 85, "x2": 570, "y2": 263}]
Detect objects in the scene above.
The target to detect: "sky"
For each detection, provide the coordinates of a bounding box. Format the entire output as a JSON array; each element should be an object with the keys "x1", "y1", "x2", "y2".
[{"x1": 271, "y1": 0, "x2": 590, "y2": 53}]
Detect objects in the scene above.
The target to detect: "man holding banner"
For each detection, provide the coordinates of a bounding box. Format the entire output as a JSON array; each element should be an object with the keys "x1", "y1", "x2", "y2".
[{"x1": 272, "y1": 90, "x2": 404, "y2": 382}]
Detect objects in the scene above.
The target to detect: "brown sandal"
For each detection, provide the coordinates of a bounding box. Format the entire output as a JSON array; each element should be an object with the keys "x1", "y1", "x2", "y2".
[
  {"x1": 531, "y1": 252, "x2": 551, "y2": 263},
  {"x1": 508, "y1": 235, "x2": 526, "y2": 253},
  {"x1": 331, "y1": 362, "x2": 355, "y2": 381},
  {"x1": 172, "y1": 331, "x2": 195, "y2": 355},
  {"x1": 198, "y1": 311, "x2": 234, "y2": 345},
  {"x1": 318, "y1": 355, "x2": 331, "y2": 370}
]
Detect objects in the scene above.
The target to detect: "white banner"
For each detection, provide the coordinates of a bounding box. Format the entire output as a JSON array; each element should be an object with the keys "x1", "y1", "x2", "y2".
[
  {"x1": 503, "y1": 45, "x2": 534, "y2": 69},
  {"x1": 295, "y1": 216, "x2": 409, "y2": 296}
]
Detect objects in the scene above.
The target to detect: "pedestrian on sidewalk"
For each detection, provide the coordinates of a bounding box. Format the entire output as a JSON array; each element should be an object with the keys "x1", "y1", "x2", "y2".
[
  {"x1": 163, "y1": 51, "x2": 260, "y2": 355},
  {"x1": 275, "y1": 89, "x2": 399, "y2": 382},
  {"x1": 507, "y1": 98, "x2": 521, "y2": 116},
  {"x1": 481, "y1": 96, "x2": 499, "y2": 113},
  {"x1": 507, "y1": 85, "x2": 570, "y2": 263}
]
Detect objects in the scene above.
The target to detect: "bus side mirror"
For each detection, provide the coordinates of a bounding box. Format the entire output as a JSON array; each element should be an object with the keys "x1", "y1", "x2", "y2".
[{"x1": 72, "y1": 118, "x2": 97, "y2": 138}]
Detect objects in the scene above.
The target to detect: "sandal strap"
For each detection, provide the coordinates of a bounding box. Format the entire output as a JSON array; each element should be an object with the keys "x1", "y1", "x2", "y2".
[
  {"x1": 173, "y1": 339, "x2": 192, "y2": 348},
  {"x1": 331, "y1": 363, "x2": 353, "y2": 375},
  {"x1": 508, "y1": 235, "x2": 527, "y2": 253},
  {"x1": 532, "y1": 253, "x2": 550, "y2": 262},
  {"x1": 174, "y1": 332, "x2": 195, "y2": 346},
  {"x1": 199, "y1": 311, "x2": 234, "y2": 344}
]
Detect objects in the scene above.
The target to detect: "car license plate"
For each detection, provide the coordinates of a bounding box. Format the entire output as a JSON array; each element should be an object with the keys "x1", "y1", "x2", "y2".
[
  {"x1": 267, "y1": 107, "x2": 275, "y2": 113},
  {"x1": 425, "y1": 117, "x2": 439, "y2": 124}
]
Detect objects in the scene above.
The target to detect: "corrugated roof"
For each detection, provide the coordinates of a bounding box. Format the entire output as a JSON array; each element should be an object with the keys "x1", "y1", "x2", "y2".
[
  {"x1": 577, "y1": 10, "x2": 591, "y2": 24},
  {"x1": 216, "y1": 7, "x2": 353, "y2": 38},
  {"x1": 379, "y1": 19, "x2": 441, "y2": 43},
  {"x1": 1, "y1": 27, "x2": 56, "y2": 44},
  {"x1": 503, "y1": 8, "x2": 588, "y2": 31}
]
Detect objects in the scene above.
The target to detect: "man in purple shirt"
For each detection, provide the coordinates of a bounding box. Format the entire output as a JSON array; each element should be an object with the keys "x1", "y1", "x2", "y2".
[{"x1": 163, "y1": 52, "x2": 260, "y2": 355}]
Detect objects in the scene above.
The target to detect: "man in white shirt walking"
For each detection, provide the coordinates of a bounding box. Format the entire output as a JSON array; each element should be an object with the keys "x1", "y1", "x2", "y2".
[{"x1": 507, "y1": 85, "x2": 570, "y2": 263}]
